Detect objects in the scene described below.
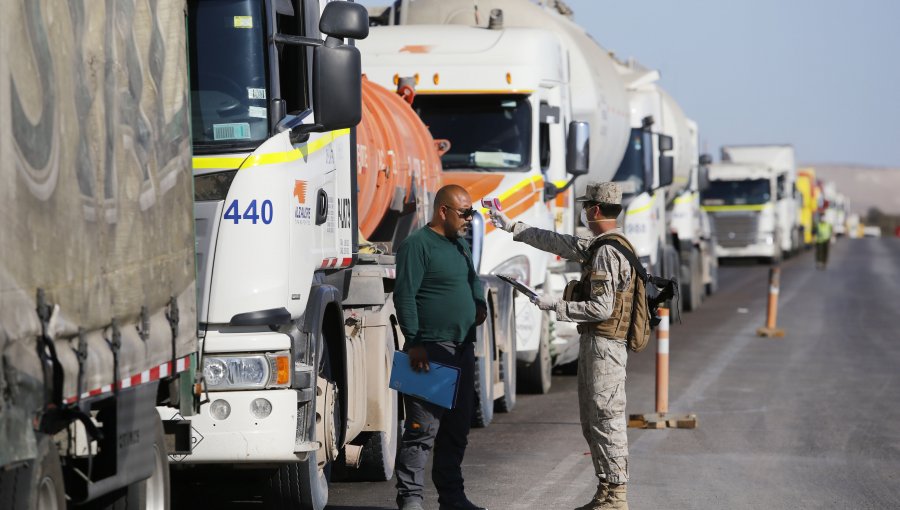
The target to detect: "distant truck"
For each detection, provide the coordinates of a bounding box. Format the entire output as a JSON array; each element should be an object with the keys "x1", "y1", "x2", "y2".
[
  {"x1": 719, "y1": 145, "x2": 801, "y2": 257},
  {"x1": 796, "y1": 168, "x2": 818, "y2": 247},
  {"x1": 703, "y1": 161, "x2": 784, "y2": 263},
  {"x1": 1, "y1": 1, "x2": 200, "y2": 507}
]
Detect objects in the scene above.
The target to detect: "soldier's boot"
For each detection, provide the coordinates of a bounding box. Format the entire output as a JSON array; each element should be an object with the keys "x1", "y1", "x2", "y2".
[
  {"x1": 599, "y1": 483, "x2": 628, "y2": 510},
  {"x1": 573, "y1": 481, "x2": 608, "y2": 510}
]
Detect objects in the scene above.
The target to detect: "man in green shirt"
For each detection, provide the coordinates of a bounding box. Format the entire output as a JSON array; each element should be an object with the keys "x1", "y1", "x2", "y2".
[{"x1": 393, "y1": 184, "x2": 487, "y2": 510}]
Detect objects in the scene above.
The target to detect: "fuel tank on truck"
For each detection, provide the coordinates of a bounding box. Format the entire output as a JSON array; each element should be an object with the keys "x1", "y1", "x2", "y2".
[
  {"x1": 388, "y1": 0, "x2": 632, "y2": 200},
  {"x1": 357, "y1": 76, "x2": 443, "y2": 243}
]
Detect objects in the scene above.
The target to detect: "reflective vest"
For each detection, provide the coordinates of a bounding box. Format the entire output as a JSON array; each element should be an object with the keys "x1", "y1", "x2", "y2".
[{"x1": 816, "y1": 221, "x2": 832, "y2": 243}]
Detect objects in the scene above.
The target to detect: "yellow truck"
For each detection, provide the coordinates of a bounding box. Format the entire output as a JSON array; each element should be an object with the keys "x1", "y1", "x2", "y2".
[{"x1": 796, "y1": 168, "x2": 817, "y2": 247}]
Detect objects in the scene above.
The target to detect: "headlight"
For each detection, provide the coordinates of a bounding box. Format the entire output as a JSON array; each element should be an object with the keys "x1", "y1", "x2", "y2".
[
  {"x1": 491, "y1": 255, "x2": 531, "y2": 286},
  {"x1": 202, "y1": 351, "x2": 291, "y2": 390}
]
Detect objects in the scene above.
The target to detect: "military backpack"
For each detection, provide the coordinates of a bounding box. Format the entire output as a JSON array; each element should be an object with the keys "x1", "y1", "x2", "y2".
[{"x1": 564, "y1": 233, "x2": 679, "y2": 353}]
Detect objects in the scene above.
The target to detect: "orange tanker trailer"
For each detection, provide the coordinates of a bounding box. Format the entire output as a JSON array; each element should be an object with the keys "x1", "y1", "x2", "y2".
[{"x1": 357, "y1": 76, "x2": 444, "y2": 243}]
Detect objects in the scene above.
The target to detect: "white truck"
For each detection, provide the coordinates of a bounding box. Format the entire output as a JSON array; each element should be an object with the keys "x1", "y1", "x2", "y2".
[
  {"x1": 372, "y1": 0, "x2": 717, "y2": 368},
  {"x1": 358, "y1": 20, "x2": 588, "y2": 395},
  {"x1": 382, "y1": 0, "x2": 716, "y2": 342},
  {"x1": 718, "y1": 145, "x2": 801, "y2": 259},
  {"x1": 612, "y1": 58, "x2": 718, "y2": 311},
  {"x1": 702, "y1": 161, "x2": 784, "y2": 262},
  {"x1": 1, "y1": 0, "x2": 200, "y2": 507},
  {"x1": 172, "y1": 1, "x2": 514, "y2": 507}
]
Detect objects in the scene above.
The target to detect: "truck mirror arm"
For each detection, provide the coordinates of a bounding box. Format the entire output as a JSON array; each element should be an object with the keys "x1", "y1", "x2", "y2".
[{"x1": 544, "y1": 176, "x2": 578, "y2": 202}]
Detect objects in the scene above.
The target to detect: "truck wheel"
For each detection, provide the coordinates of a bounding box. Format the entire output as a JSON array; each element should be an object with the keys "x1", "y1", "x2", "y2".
[
  {"x1": 265, "y1": 453, "x2": 327, "y2": 510},
  {"x1": 472, "y1": 309, "x2": 495, "y2": 428},
  {"x1": 517, "y1": 311, "x2": 551, "y2": 394},
  {"x1": 92, "y1": 416, "x2": 171, "y2": 510},
  {"x1": 333, "y1": 389, "x2": 399, "y2": 481},
  {"x1": 681, "y1": 249, "x2": 703, "y2": 312},
  {"x1": 705, "y1": 252, "x2": 719, "y2": 296},
  {"x1": 664, "y1": 247, "x2": 684, "y2": 317},
  {"x1": 494, "y1": 310, "x2": 517, "y2": 413},
  {"x1": 266, "y1": 342, "x2": 336, "y2": 509},
  {"x1": 1, "y1": 435, "x2": 65, "y2": 510}
]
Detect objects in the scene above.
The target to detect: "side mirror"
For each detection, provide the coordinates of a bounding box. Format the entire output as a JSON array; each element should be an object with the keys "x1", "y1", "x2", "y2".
[
  {"x1": 320, "y1": 1, "x2": 369, "y2": 40},
  {"x1": 698, "y1": 164, "x2": 710, "y2": 192},
  {"x1": 566, "y1": 121, "x2": 590, "y2": 176},
  {"x1": 658, "y1": 156, "x2": 674, "y2": 187},
  {"x1": 659, "y1": 134, "x2": 674, "y2": 152},
  {"x1": 311, "y1": 42, "x2": 362, "y2": 131},
  {"x1": 699, "y1": 153, "x2": 713, "y2": 166}
]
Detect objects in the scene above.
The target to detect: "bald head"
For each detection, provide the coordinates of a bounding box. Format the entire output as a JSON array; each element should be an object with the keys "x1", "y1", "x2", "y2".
[
  {"x1": 434, "y1": 184, "x2": 469, "y2": 213},
  {"x1": 430, "y1": 184, "x2": 473, "y2": 239}
]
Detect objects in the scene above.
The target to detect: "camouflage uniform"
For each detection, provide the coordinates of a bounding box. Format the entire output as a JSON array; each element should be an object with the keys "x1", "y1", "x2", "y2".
[{"x1": 511, "y1": 222, "x2": 632, "y2": 484}]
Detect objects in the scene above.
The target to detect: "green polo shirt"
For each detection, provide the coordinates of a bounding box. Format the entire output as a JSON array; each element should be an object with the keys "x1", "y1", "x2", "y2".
[{"x1": 394, "y1": 226, "x2": 486, "y2": 346}]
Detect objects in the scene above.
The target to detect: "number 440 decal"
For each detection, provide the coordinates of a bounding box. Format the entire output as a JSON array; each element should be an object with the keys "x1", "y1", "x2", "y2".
[{"x1": 224, "y1": 199, "x2": 274, "y2": 224}]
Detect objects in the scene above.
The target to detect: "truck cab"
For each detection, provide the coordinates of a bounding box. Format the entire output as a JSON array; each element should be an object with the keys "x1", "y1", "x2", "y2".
[
  {"x1": 703, "y1": 162, "x2": 782, "y2": 262},
  {"x1": 165, "y1": 1, "x2": 371, "y2": 508}
]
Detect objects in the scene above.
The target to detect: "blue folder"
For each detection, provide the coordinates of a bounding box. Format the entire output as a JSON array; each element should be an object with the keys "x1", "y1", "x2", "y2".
[{"x1": 389, "y1": 351, "x2": 461, "y2": 409}]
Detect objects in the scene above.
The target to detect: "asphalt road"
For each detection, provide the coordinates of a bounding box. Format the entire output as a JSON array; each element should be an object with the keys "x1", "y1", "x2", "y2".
[{"x1": 326, "y1": 238, "x2": 900, "y2": 510}]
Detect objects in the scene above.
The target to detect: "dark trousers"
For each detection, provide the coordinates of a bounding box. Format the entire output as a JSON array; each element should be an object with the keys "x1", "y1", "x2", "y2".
[
  {"x1": 395, "y1": 341, "x2": 475, "y2": 505},
  {"x1": 816, "y1": 241, "x2": 830, "y2": 266}
]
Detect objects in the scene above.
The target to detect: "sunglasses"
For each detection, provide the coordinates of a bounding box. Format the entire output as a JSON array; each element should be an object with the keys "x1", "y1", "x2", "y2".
[{"x1": 445, "y1": 206, "x2": 476, "y2": 219}]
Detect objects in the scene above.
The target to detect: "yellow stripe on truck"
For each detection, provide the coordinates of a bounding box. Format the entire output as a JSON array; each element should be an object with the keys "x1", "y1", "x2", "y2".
[
  {"x1": 192, "y1": 129, "x2": 350, "y2": 171},
  {"x1": 482, "y1": 174, "x2": 545, "y2": 234},
  {"x1": 701, "y1": 204, "x2": 767, "y2": 212}
]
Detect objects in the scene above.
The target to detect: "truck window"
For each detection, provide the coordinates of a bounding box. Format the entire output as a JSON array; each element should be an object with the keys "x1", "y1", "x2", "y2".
[
  {"x1": 276, "y1": 1, "x2": 310, "y2": 115},
  {"x1": 189, "y1": 0, "x2": 270, "y2": 151},
  {"x1": 702, "y1": 179, "x2": 771, "y2": 205},
  {"x1": 613, "y1": 128, "x2": 652, "y2": 193},
  {"x1": 776, "y1": 174, "x2": 787, "y2": 200},
  {"x1": 413, "y1": 94, "x2": 532, "y2": 172}
]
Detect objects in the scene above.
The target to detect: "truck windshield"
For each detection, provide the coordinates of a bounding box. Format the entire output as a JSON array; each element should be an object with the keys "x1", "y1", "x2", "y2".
[
  {"x1": 702, "y1": 179, "x2": 771, "y2": 205},
  {"x1": 613, "y1": 128, "x2": 653, "y2": 194},
  {"x1": 188, "y1": 0, "x2": 269, "y2": 152},
  {"x1": 412, "y1": 94, "x2": 532, "y2": 171}
]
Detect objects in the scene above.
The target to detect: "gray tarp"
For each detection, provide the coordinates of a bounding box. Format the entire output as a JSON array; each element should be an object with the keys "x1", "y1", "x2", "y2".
[{"x1": 0, "y1": 0, "x2": 197, "y2": 465}]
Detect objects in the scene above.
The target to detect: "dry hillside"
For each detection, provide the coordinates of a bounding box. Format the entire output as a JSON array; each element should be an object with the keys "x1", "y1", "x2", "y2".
[{"x1": 802, "y1": 165, "x2": 900, "y2": 215}]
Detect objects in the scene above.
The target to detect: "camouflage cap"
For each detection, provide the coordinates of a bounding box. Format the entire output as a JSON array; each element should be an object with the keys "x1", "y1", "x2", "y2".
[{"x1": 574, "y1": 182, "x2": 622, "y2": 205}]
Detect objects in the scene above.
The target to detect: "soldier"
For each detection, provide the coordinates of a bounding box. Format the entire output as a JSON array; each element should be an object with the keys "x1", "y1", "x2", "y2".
[{"x1": 490, "y1": 182, "x2": 634, "y2": 510}]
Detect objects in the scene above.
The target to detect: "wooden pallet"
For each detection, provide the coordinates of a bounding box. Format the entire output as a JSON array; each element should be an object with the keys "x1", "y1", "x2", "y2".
[{"x1": 628, "y1": 413, "x2": 698, "y2": 429}]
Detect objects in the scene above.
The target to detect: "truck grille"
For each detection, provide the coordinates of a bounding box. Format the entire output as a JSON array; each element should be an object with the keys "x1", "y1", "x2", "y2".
[{"x1": 711, "y1": 212, "x2": 760, "y2": 248}]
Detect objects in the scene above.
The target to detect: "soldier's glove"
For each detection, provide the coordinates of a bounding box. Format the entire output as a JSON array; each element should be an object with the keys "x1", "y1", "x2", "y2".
[
  {"x1": 489, "y1": 210, "x2": 516, "y2": 233},
  {"x1": 531, "y1": 295, "x2": 557, "y2": 311}
]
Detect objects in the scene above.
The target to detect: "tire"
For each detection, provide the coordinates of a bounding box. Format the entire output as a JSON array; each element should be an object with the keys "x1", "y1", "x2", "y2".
[
  {"x1": 0, "y1": 434, "x2": 65, "y2": 510},
  {"x1": 135, "y1": 419, "x2": 171, "y2": 510},
  {"x1": 494, "y1": 312, "x2": 517, "y2": 413},
  {"x1": 266, "y1": 341, "x2": 336, "y2": 509},
  {"x1": 705, "y1": 249, "x2": 719, "y2": 296},
  {"x1": 664, "y1": 246, "x2": 683, "y2": 318},
  {"x1": 332, "y1": 389, "x2": 399, "y2": 482},
  {"x1": 80, "y1": 418, "x2": 171, "y2": 510},
  {"x1": 682, "y1": 249, "x2": 703, "y2": 312},
  {"x1": 472, "y1": 309, "x2": 495, "y2": 428},
  {"x1": 516, "y1": 310, "x2": 551, "y2": 394}
]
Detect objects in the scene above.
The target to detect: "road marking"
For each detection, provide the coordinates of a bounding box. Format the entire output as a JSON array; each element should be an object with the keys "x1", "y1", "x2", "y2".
[
  {"x1": 631, "y1": 263, "x2": 814, "y2": 453},
  {"x1": 511, "y1": 452, "x2": 586, "y2": 508}
]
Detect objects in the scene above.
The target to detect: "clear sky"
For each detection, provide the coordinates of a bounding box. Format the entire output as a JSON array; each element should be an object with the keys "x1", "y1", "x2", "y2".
[{"x1": 356, "y1": 0, "x2": 900, "y2": 167}]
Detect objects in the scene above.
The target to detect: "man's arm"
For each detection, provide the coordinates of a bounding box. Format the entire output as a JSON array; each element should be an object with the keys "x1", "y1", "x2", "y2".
[
  {"x1": 468, "y1": 249, "x2": 488, "y2": 325},
  {"x1": 393, "y1": 239, "x2": 427, "y2": 346},
  {"x1": 555, "y1": 245, "x2": 627, "y2": 323},
  {"x1": 511, "y1": 222, "x2": 591, "y2": 263}
]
